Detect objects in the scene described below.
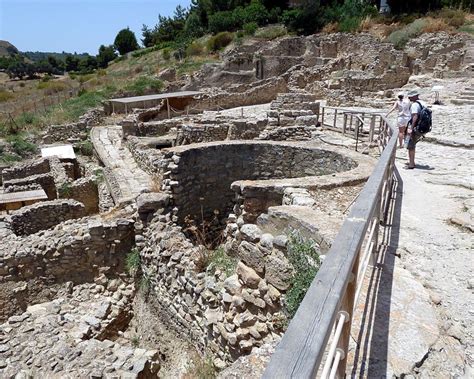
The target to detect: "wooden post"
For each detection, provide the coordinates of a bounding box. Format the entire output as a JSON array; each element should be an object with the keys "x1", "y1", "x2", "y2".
[
  {"x1": 349, "y1": 114, "x2": 353, "y2": 132},
  {"x1": 321, "y1": 107, "x2": 325, "y2": 127},
  {"x1": 336, "y1": 254, "x2": 359, "y2": 377},
  {"x1": 343, "y1": 113, "x2": 347, "y2": 135},
  {"x1": 333, "y1": 109, "x2": 338, "y2": 129},
  {"x1": 369, "y1": 115, "x2": 376, "y2": 143},
  {"x1": 167, "y1": 98, "x2": 171, "y2": 119}
]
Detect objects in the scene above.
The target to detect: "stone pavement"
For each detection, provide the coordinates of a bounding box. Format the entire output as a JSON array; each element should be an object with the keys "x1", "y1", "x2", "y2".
[
  {"x1": 91, "y1": 125, "x2": 151, "y2": 204},
  {"x1": 348, "y1": 79, "x2": 473, "y2": 378}
]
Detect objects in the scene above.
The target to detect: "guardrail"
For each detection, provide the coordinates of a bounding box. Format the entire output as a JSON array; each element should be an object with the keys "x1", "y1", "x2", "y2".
[
  {"x1": 320, "y1": 106, "x2": 385, "y2": 145},
  {"x1": 263, "y1": 113, "x2": 397, "y2": 378}
]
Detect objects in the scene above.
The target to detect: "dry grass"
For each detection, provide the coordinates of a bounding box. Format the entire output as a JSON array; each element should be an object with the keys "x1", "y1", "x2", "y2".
[
  {"x1": 322, "y1": 22, "x2": 339, "y2": 34},
  {"x1": 422, "y1": 17, "x2": 451, "y2": 33}
]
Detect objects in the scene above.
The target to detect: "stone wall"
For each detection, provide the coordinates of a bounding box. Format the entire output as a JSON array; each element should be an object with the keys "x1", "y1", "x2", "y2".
[
  {"x1": 159, "y1": 141, "x2": 357, "y2": 224},
  {"x1": 60, "y1": 178, "x2": 99, "y2": 215},
  {"x1": 8, "y1": 199, "x2": 86, "y2": 236},
  {"x1": 42, "y1": 108, "x2": 103, "y2": 143},
  {"x1": 3, "y1": 173, "x2": 57, "y2": 199},
  {"x1": 1, "y1": 158, "x2": 50, "y2": 182},
  {"x1": 138, "y1": 218, "x2": 288, "y2": 364},
  {"x1": 126, "y1": 137, "x2": 166, "y2": 177},
  {"x1": 0, "y1": 216, "x2": 135, "y2": 321}
]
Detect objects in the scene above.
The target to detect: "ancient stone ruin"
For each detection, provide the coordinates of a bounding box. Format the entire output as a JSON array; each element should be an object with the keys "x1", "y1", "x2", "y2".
[{"x1": 0, "y1": 32, "x2": 471, "y2": 377}]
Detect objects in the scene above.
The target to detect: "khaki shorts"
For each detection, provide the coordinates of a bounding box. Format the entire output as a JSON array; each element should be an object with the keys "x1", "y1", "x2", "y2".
[{"x1": 407, "y1": 130, "x2": 423, "y2": 150}]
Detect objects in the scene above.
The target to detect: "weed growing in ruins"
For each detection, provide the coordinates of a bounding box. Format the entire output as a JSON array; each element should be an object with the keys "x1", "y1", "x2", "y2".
[
  {"x1": 76, "y1": 140, "x2": 94, "y2": 156},
  {"x1": 285, "y1": 231, "x2": 321, "y2": 318},
  {"x1": 58, "y1": 182, "x2": 72, "y2": 197},
  {"x1": 92, "y1": 168, "x2": 105, "y2": 184},
  {"x1": 139, "y1": 274, "x2": 151, "y2": 293},
  {"x1": 131, "y1": 335, "x2": 140, "y2": 348},
  {"x1": 205, "y1": 247, "x2": 237, "y2": 277},
  {"x1": 125, "y1": 248, "x2": 140, "y2": 275},
  {"x1": 184, "y1": 354, "x2": 216, "y2": 379}
]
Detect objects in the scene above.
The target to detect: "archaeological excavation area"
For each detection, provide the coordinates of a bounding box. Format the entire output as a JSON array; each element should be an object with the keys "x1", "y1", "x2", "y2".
[{"x1": 0, "y1": 31, "x2": 472, "y2": 378}]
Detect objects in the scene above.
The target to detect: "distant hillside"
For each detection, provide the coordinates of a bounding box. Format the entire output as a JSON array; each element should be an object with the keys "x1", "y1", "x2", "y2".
[
  {"x1": 23, "y1": 51, "x2": 90, "y2": 62},
  {"x1": 0, "y1": 40, "x2": 19, "y2": 57}
]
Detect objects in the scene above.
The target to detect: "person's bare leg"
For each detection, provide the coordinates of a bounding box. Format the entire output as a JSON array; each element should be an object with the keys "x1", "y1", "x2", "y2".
[
  {"x1": 408, "y1": 148, "x2": 415, "y2": 167},
  {"x1": 398, "y1": 127, "x2": 404, "y2": 147}
]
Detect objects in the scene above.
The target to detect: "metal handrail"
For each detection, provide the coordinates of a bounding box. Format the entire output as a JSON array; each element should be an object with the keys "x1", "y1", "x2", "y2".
[{"x1": 263, "y1": 114, "x2": 397, "y2": 378}]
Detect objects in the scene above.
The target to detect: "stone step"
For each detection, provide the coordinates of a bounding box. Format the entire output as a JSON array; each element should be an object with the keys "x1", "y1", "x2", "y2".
[
  {"x1": 451, "y1": 98, "x2": 474, "y2": 106},
  {"x1": 459, "y1": 95, "x2": 474, "y2": 100}
]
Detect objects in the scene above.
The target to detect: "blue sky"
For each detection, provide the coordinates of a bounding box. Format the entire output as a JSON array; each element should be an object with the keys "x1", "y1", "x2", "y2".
[{"x1": 0, "y1": 0, "x2": 191, "y2": 54}]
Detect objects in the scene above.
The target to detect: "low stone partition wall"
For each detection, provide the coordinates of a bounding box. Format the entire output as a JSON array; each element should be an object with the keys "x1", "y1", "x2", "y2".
[
  {"x1": 4, "y1": 173, "x2": 57, "y2": 199},
  {"x1": 138, "y1": 218, "x2": 288, "y2": 365},
  {"x1": 1, "y1": 158, "x2": 50, "y2": 182},
  {"x1": 259, "y1": 125, "x2": 314, "y2": 141},
  {"x1": 9, "y1": 199, "x2": 86, "y2": 236},
  {"x1": 60, "y1": 178, "x2": 99, "y2": 215},
  {"x1": 126, "y1": 136, "x2": 166, "y2": 177},
  {"x1": 42, "y1": 108, "x2": 103, "y2": 143},
  {"x1": 159, "y1": 141, "x2": 364, "y2": 224},
  {"x1": 0, "y1": 216, "x2": 135, "y2": 320},
  {"x1": 189, "y1": 77, "x2": 287, "y2": 114},
  {"x1": 226, "y1": 143, "x2": 374, "y2": 222}
]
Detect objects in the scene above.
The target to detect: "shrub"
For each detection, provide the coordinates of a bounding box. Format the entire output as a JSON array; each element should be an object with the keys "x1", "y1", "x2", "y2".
[
  {"x1": 437, "y1": 7, "x2": 465, "y2": 27},
  {"x1": 125, "y1": 248, "x2": 140, "y2": 275},
  {"x1": 6, "y1": 134, "x2": 37, "y2": 157},
  {"x1": 285, "y1": 231, "x2": 321, "y2": 318},
  {"x1": 0, "y1": 90, "x2": 13, "y2": 102},
  {"x1": 458, "y1": 21, "x2": 474, "y2": 35},
  {"x1": 243, "y1": 22, "x2": 258, "y2": 35},
  {"x1": 387, "y1": 19, "x2": 427, "y2": 49},
  {"x1": 338, "y1": 16, "x2": 362, "y2": 32},
  {"x1": 254, "y1": 24, "x2": 288, "y2": 40},
  {"x1": 162, "y1": 48, "x2": 171, "y2": 61},
  {"x1": 207, "y1": 32, "x2": 234, "y2": 52},
  {"x1": 186, "y1": 42, "x2": 205, "y2": 57},
  {"x1": 422, "y1": 17, "x2": 450, "y2": 33},
  {"x1": 125, "y1": 76, "x2": 163, "y2": 95},
  {"x1": 76, "y1": 140, "x2": 94, "y2": 156}
]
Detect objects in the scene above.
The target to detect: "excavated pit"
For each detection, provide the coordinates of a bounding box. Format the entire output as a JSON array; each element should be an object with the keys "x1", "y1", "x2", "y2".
[{"x1": 163, "y1": 141, "x2": 358, "y2": 225}]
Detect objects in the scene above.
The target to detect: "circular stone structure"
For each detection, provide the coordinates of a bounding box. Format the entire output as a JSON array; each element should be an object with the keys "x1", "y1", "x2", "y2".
[{"x1": 161, "y1": 140, "x2": 374, "y2": 223}]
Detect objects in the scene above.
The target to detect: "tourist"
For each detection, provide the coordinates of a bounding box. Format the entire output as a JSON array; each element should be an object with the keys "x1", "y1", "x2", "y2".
[
  {"x1": 405, "y1": 89, "x2": 425, "y2": 169},
  {"x1": 386, "y1": 92, "x2": 411, "y2": 148}
]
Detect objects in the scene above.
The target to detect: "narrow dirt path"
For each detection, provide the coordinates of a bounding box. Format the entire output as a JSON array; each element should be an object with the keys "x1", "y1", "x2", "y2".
[{"x1": 91, "y1": 125, "x2": 151, "y2": 204}]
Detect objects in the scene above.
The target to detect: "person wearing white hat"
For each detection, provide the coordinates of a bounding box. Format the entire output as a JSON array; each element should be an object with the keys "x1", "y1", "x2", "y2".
[
  {"x1": 405, "y1": 89, "x2": 425, "y2": 169},
  {"x1": 386, "y1": 92, "x2": 411, "y2": 148}
]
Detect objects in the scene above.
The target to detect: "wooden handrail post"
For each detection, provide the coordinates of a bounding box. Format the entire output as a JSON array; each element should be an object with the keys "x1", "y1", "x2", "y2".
[
  {"x1": 343, "y1": 113, "x2": 347, "y2": 135},
  {"x1": 333, "y1": 109, "x2": 338, "y2": 129},
  {"x1": 322, "y1": 107, "x2": 325, "y2": 127},
  {"x1": 369, "y1": 115, "x2": 376, "y2": 143},
  {"x1": 336, "y1": 254, "x2": 359, "y2": 377}
]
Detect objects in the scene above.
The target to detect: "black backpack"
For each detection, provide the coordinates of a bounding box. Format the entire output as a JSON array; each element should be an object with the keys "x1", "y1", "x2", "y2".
[{"x1": 414, "y1": 100, "x2": 432, "y2": 134}]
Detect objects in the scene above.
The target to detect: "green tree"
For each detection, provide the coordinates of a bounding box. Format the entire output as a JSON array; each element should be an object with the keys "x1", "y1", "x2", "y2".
[
  {"x1": 114, "y1": 27, "x2": 140, "y2": 55},
  {"x1": 65, "y1": 55, "x2": 80, "y2": 72},
  {"x1": 141, "y1": 24, "x2": 154, "y2": 47},
  {"x1": 97, "y1": 45, "x2": 117, "y2": 68}
]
